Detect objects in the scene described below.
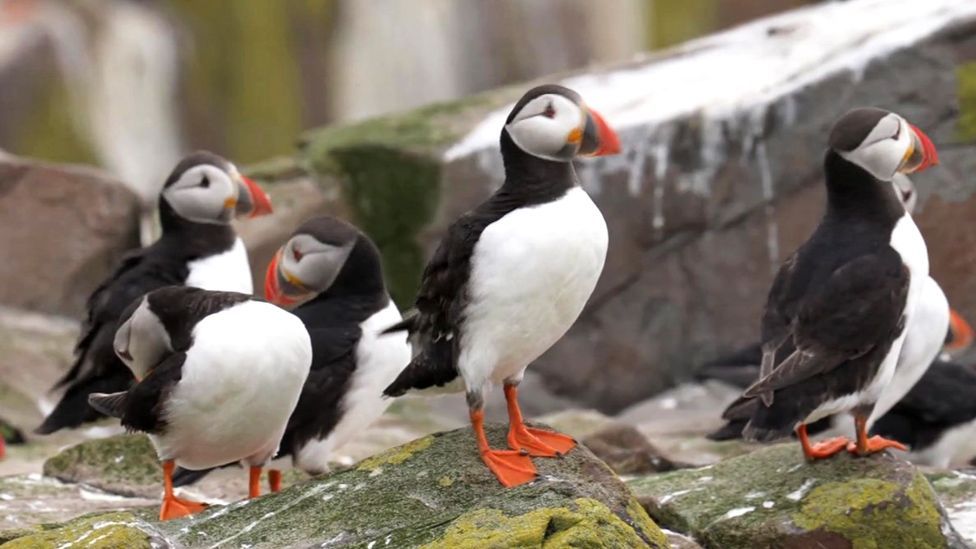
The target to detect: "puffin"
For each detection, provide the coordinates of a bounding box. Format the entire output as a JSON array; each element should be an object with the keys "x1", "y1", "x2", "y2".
[
  {"x1": 37, "y1": 151, "x2": 272, "y2": 435},
  {"x1": 171, "y1": 216, "x2": 410, "y2": 491},
  {"x1": 382, "y1": 84, "x2": 621, "y2": 487},
  {"x1": 88, "y1": 286, "x2": 311, "y2": 520},
  {"x1": 733, "y1": 107, "x2": 938, "y2": 460},
  {"x1": 704, "y1": 176, "x2": 970, "y2": 443}
]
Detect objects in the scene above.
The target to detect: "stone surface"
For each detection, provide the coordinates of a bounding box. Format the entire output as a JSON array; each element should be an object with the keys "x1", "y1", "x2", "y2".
[
  {"x1": 3, "y1": 424, "x2": 668, "y2": 548},
  {"x1": 927, "y1": 469, "x2": 976, "y2": 544},
  {"x1": 0, "y1": 156, "x2": 139, "y2": 317},
  {"x1": 42, "y1": 434, "x2": 160, "y2": 498},
  {"x1": 582, "y1": 424, "x2": 689, "y2": 475},
  {"x1": 243, "y1": 0, "x2": 976, "y2": 413},
  {"x1": 629, "y1": 444, "x2": 970, "y2": 548}
]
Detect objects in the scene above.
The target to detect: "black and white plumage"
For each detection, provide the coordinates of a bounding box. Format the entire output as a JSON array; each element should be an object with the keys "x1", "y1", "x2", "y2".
[
  {"x1": 38, "y1": 152, "x2": 273, "y2": 435},
  {"x1": 88, "y1": 286, "x2": 310, "y2": 519},
  {"x1": 736, "y1": 107, "x2": 938, "y2": 459},
  {"x1": 384, "y1": 84, "x2": 620, "y2": 487},
  {"x1": 172, "y1": 216, "x2": 410, "y2": 487}
]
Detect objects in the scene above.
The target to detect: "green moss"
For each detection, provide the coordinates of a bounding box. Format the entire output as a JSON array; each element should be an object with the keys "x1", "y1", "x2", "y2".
[
  {"x1": 627, "y1": 496, "x2": 669, "y2": 548},
  {"x1": 956, "y1": 62, "x2": 976, "y2": 143},
  {"x1": 926, "y1": 470, "x2": 976, "y2": 507},
  {"x1": 13, "y1": 72, "x2": 96, "y2": 165},
  {"x1": 792, "y1": 475, "x2": 944, "y2": 549},
  {"x1": 420, "y1": 498, "x2": 662, "y2": 549},
  {"x1": 356, "y1": 435, "x2": 434, "y2": 472},
  {"x1": 1, "y1": 512, "x2": 151, "y2": 548},
  {"x1": 43, "y1": 434, "x2": 160, "y2": 488}
]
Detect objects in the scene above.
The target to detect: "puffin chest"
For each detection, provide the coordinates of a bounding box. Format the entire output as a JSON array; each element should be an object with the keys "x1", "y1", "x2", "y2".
[
  {"x1": 185, "y1": 238, "x2": 253, "y2": 294},
  {"x1": 468, "y1": 187, "x2": 608, "y2": 324}
]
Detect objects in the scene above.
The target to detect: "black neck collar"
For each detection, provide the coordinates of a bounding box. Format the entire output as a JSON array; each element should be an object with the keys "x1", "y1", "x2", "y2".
[{"x1": 823, "y1": 151, "x2": 904, "y2": 223}]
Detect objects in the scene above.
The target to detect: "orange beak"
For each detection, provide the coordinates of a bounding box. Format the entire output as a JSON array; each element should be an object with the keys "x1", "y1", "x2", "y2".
[
  {"x1": 909, "y1": 124, "x2": 939, "y2": 172},
  {"x1": 946, "y1": 308, "x2": 974, "y2": 352},
  {"x1": 264, "y1": 251, "x2": 296, "y2": 307},
  {"x1": 579, "y1": 108, "x2": 621, "y2": 157},
  {"x1": 241, "y1": 176, "x2": 273, "y2": 218}
]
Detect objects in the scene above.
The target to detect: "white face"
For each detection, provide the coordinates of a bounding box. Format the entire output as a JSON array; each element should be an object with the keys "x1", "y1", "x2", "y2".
[
  {"x1": 891, "y1": 174, "x2": 917, "y2": 214},
  {"x1": 161, "y1": 165, "x2": 239, "y2": 224},
  {"x1": 837, "y1": 113, "x2": 914, "y2": 182},
  {"x1": 505, "y1": 94, "x2": 585, "y2": 161},
  {"x1": 278, "y1": 233, "x2": 354, "y2": 295},
  {"x1": 114, "y1": 298, "x2": 171, "y2": 380}
]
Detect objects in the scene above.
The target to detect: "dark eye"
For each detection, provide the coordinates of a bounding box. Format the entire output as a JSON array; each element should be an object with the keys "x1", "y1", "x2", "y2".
[
  {"x1": 200, "y1": 176, "x2": 210, "y2": 188},
  {"x1": 292, "y1": 245, "x2": 303, "y2": 262},
  {"x1": 543, "y1": 102, "x2": 556, "y2": 119}
]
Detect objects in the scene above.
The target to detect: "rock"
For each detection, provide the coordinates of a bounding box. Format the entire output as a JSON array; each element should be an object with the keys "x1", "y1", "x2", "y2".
[
  {"x1": 42, "y1": 434, "x2": 160, "y2": 498},
  {"x1": 927, "y1": 470, "x2": 976, "y2": 544},
  {"x1": 628, "y1": 444, "x2": 969, "y2": 549},
  {"x1": 0, "y1": 155, "x2": 139, "y2": 317},
  {"x1": 6, "y1": 424, "x2": 668, "y2": 548},
  {"x1": 582, "y1": 424, "x2": 688, "y2": 475},
  {"x1": 248, "y1": 0, "x2": 976, "y2": 413}
]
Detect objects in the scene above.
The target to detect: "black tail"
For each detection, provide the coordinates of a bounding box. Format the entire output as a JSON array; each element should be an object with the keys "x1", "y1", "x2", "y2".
[
  {"x1": 172, "y1": 466, "x2": 216, "y2": 487},
  {"x1": 35, "y1": 372, "x2": 132, "y2": 435}
]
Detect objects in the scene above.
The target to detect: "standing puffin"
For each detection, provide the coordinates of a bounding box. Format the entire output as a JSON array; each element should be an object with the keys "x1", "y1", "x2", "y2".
[
  {"x1": 706, "y1": 175, "x2": 968, "y2": 443},
  {"x1": 383, "y1": 84, "x2": 620, "y2": 487},
  {"x1": 736, "y1": 107, "x2": 938, "y2": 460},
  {"x1": 171, "y1": 216, "x2": 410, "y2": 490},
  {"x1": 37, "y1": 152, "x2": 272, "y2": 435},
  {"x1": 88, "y1": 286, "x2": 311, "y2": 520}
]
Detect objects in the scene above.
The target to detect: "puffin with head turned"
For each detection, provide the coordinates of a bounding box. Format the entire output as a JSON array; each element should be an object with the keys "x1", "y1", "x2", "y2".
[
  {"x1": 171, "y1": 216, "x2": 410, "y2": 491},
  {"x1": 734, "y1": 107, "x2": 939, "y2": 460},
  {"x1": 88, "y1": 286, "x2": 311, "y2": 520},
  {"x1": 37, "y1": 151, "x2": 273, "y2": 435},
  {"x1": 383, "y1": 84, "x2": 620, "y2": 487}
]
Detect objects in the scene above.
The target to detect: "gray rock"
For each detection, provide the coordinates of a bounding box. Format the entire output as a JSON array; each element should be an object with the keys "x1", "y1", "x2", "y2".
[
  {"x1": 5, "y1": 424, "x2": 668, "y2": 548},
  {"x1": 0, "y1": 156, "x2": 139, "y2": 317},
  {"x1": 629, "y1": 444, "x2": 970, "y2": 549}
]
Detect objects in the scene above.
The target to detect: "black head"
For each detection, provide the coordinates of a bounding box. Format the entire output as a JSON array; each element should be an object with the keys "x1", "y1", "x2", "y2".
[
  {"x1": 159, "y1": 151, "x2": 272, "y2": 228},
  {"x1": 502, "y1": 84, "x2": 620, "y2": 161},
  {"x1": 828, "y1": 108, "x2": 938, "y2": 181},
  {"x1": 265, "y1": 216, "x2": 385, "y2": 306}
]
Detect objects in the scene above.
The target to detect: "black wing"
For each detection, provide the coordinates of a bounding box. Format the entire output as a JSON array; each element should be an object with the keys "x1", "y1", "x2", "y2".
[
  {"x1": 745, "y1": 251, "x2": 909, "y2": 398},
  {"x1": 37, "y1": 247, "x2": 188, "y2": 434},
  {"x1": 88, "y1": 352, "x2": 186, "y2": 435}
]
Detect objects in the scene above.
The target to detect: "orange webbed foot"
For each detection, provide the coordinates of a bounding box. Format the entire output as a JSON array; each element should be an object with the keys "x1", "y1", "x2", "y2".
[
  {"x1": 508, "y1": 425, "x2": 577, "y2": 457},
  {"x1": 159, "y1": 494, "x2": 208, "y2": 521},
  {"x1": 848, "y1": 436, "x2": 908, "y2": 456},
  {"x1": 480, "y1": 448, "x2": 537, "y2": 488},
  {"x1": 803, "y1": 436, "x2": 850, "y2": 460}
]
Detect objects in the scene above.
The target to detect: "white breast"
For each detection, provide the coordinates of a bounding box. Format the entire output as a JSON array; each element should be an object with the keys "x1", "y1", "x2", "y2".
[
  {"x1": 907, "y1": 419, "x2": 976, "y2": 468},
  {"x1": 185, "y1": 237, "x2": 253, "y2": 294},
  {"x1": 293, "y1": 300, "x2": 411, "y2": 474},
  {"x1": 458, "y1": 186, "x2": 608, "y2": 390},
  {"x1": 153, "y1": 301, "x2": 312, "y2": 470},
  {"x1": 868, "y1": 276, "x2": 948, "y2": 427}
]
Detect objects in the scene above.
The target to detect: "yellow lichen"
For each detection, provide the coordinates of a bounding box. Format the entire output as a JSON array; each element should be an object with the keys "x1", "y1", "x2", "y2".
[
  {"x1": 438, "y1": 475, "x2": 454, "y2": 488},
  {"x1": 627, "y1": 496, "x2": 669, "y2": 547},
  {"x1": 957, "y1": 62, "x2": 976, "y2": 142},
  {"x1": 356, "y1": 435, "x2": 434, "y2": 472},
  {"x1": 420, "y1": 498, "x2": 666, "y2": 548},
  {"x1": 1, "y1": 512, "x2": 151, "y2": 548},
  {"x1": 792, "y1": 474, "x2": 944, "y2": 549}
]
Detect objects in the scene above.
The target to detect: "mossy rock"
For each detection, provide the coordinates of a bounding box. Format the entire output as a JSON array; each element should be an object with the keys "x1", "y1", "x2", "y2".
[
  {"x1": 0, "y1": 512, "x2": 163, "y2": 548},
  {"x1": 7, "y1": 424, "x2": 667, "y2": 548},
  {"x1": 628, "y1": 443, "x2": 969, "y2": 549},
  {"x1": 42, "y1": 434, "x2": 160, "y2": 498}
]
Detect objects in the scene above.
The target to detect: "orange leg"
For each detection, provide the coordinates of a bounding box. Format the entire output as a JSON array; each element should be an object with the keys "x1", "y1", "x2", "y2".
[
  {"x1": 159, "y1": 460, "x2": 208, "y2": 520},
  {"x1": 268, "y1": 469, "x2": 282, "y2": 493},
  {"x1": 847, "y1": 414, "x2": 907, "y2": 456},
  {"x1": 797, "y1": 424, "x2": 849, "y2": 460},
  {"x1": 0, "y1": 437, "x2": 5, "y2": 460},
  {"x1": 504, "y1": 384, "x2": 576, "y2": 457},
  {"x1": 470, "y1": 409, "x2": 537, "y2": 487},
  {"x1": 249, "y1": 466, "x2": 262, "y2": 499}
]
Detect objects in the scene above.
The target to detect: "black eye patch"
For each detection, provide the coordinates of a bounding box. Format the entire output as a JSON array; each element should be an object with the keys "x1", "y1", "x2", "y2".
[{"x1": 200, "y1": 176, "x2": 210, "y2": 188}]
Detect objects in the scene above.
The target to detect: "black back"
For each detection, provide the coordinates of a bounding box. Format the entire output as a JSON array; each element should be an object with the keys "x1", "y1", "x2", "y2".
[
  {"x1": 384, "y1": 125, "x2": 577, "y2": 397},
  {"x1": 37, "y1": 205, "x2": 238, "y2": 434},
  {"x1": 742, "y1": 150, "x2": 911, "y2": 440}
]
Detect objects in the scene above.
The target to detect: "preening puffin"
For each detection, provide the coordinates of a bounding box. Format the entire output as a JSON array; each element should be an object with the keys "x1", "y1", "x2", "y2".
[
  {"x1": 735, "y1": 107, "x2": 938, "y2": 460},
  {"x1": 37, "y1": 152, "x2": 272, "y2": 435},
  {"x1": 383, "y1": 84, "x2": 621, "y2": 487},
  {"x1": 88, "y1": 286, "x2": 311, "y2": 520},
  {"x1": 171, "y1": 216, "x2": 410, "y2": 491}
]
